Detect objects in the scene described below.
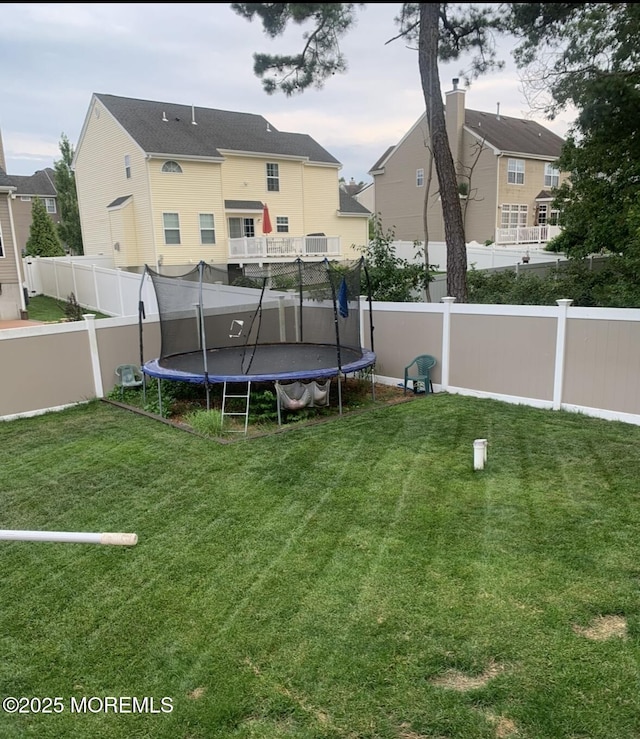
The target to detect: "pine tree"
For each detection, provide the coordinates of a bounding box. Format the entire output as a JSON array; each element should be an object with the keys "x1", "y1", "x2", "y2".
[
  {"x1": 231, "y1": 3, "x2": 506, "y2": 302},
  {"x1": 54, "y1": 133, "x2": 84, "y2": 255},
  {"x1": 25, "y1": 197, "x2": 65, "y2": 257}
]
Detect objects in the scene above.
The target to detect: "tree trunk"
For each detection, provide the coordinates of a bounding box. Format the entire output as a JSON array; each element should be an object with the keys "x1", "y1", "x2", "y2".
[{"x1": 418, "y1": 3, "x2": 468, "y2": 302}]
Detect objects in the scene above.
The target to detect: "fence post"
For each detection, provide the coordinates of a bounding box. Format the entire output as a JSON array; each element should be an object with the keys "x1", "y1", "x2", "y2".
[
  {"x1": 83, "y1": 314, "x2": 104, "y2": 399},
  {"x1": 53, "y1": 258, "x2": 60, "y2": 300},
  {"x1": 441, "y1": 297, "x2": 456, "y2": 391},
  {"x1": 71, "y1": 260, "x2": 78, "y2": 301},
  {"x1": 92, "y1": 265, "x2": 100, "y2": 313},
  {"x1": 553, "y1": 299, "x2": 573, "y2": 410},
  {"x1": 117, "y1": 269, "x2": 125, "y2": 316}
]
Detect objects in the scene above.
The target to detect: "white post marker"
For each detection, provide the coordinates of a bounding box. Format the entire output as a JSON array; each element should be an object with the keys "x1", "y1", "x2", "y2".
[
  {"x1": 473, "y1": 439, "x2": 488, "y2": 470},
  {"x1": 0, "y1": 530, "x2": 138, "y2": 546}
]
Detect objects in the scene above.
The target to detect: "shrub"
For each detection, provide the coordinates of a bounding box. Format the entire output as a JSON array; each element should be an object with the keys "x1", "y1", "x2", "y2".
[
  {"x1": 64, "y1": 293, "x2": 84, "y2": 321},
  {"x1": 184, "y1": 409, "x2": 223, "y2": 437}
]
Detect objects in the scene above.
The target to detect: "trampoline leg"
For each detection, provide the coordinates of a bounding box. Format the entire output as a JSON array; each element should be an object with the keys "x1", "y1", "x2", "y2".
[
  {"x1": 157, "y1": 377, "x2": 162, "y2": 417},
  {"x1": 338, "y1": 374, "x2": 343, "y2": 416},
  {"x1": 205, "y1": 382, "x2": 211, "y2": 411},
  {"x1": 370, "y1": 367, "x2": 376, "y2": 401},
  {"x1": 276, "y1": 382, "x2": 282, "y2": 427}
]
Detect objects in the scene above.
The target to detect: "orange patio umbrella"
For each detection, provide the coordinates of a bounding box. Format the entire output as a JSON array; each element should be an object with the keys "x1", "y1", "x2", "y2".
[{"x1": 262, "y1": 203, "x2": 273, "y2": 234}]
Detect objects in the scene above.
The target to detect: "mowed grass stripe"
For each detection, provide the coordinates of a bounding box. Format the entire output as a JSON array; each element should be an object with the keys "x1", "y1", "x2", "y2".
[{"x1": 2, "y1": 397, "x2": 640, "y2": 737}]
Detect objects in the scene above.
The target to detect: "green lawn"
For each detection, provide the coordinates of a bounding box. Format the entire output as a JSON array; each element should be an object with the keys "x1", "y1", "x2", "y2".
[
  {"x1": 26, "y1": 294, "x2": 109, "y2": 322},
  {"x1": 1, "y1": 395, "x2": 640, "y2": 738}
]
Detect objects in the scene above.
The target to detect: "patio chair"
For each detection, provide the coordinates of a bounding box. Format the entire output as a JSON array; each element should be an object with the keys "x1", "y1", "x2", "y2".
[
  {"x1": 404, "y1": 355, "x2": 436, "y2": 395},
  {"x1": 115, "y1": 364, "x2": 143, "y2": 399}
]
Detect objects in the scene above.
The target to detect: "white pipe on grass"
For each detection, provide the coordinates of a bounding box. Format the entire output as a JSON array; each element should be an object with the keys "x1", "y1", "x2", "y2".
[
  {"x1": 473, "y1": 439, "x2": 488, "y2": 471},
  {"x1": 0, "y1": 530, "x2": 138, "y2": 546}
]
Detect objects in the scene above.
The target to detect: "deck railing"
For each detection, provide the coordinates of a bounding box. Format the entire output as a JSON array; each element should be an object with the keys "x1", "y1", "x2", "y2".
[
  {"x1": 495, "y1": 225, "x2": 561, "y2": 245},
  {"x1": 229, "y1": 235, "x2": 341, "y2": 259}
]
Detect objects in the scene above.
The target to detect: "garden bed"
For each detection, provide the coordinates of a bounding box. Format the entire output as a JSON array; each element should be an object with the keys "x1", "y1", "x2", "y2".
[{"x1": 108, "y1": 375, "x2": 418, "y2": 440}]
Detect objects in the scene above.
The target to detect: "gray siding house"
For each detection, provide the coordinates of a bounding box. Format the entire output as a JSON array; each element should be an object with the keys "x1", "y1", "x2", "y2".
[
  {"x1": 370, "y1": 81, "x2": 568, "y2": 246},
  {"x1": 0, "y1": 131, "x2": 59, "y2": 320}
]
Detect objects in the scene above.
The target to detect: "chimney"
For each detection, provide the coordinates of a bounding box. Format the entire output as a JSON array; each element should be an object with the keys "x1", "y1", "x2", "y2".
[
  {"x1": 445, "y1": 78, "x2": 466, "y2": 175},
  {"x1": 191, "y1": 105, "x2": 197, "y2": 125},
  {"x1": 0, "y1": 128, "x2": 6, "y2": 172},
  {"x1": 162, "y1": 111, "x2": 168, "y2": 122},
  {"x1": 496, "y1": 102, "x2": 501, "y2": 121}
]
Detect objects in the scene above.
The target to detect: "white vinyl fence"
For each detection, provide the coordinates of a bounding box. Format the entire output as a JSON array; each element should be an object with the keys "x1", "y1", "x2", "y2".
[{"x1": 22, "y1": 256, "x2": 292, "y2": 318}]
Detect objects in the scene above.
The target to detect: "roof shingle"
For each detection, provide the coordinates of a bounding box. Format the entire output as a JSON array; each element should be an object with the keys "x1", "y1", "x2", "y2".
[
  {"x1": 339, "y1": 189, "x2": 370, "y2": 215},
  {"x1": 465, "y1": 109, "x2": 564, "y2": 158},
  {"x1": 5, "y1": 168, "x2": 56, "y2": 196},
  {"x1": 94, "y1": 94, "x2": 340, "y2": 165}
]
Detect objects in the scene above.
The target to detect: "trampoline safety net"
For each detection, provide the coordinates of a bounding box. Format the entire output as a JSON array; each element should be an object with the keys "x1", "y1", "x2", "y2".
[{"x1": 142, "y1": 258, "x2": 373, "y2": 382}]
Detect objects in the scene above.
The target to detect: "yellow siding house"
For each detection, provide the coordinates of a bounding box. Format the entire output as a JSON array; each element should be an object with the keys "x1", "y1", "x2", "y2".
[{"x1": 74, "y1": 94, "x2": 370, "y2": 275}]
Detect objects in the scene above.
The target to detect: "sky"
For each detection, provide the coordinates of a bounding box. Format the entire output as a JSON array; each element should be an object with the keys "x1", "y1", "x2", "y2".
[{"x1": 0, "y1": 3, "x2": 575, "y2": 184}]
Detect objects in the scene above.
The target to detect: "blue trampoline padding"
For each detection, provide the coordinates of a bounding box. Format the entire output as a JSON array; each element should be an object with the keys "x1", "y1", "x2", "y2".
[{"x1": 143, "y1": 344, "x2": 376, "y2": 384}]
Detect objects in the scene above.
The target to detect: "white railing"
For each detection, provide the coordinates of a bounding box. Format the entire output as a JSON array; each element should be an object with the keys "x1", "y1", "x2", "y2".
[
  {"x1": 495, "y1": 225, "x2": 561, "y2": 245},
  {"x1": 229, "y1": 235, "x2": 341, "y2": 259}
]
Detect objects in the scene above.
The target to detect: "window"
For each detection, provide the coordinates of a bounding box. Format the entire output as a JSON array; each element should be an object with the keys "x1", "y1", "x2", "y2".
[
  {"x1": 20, "y1": 196, "x2": 31, "y2": 202},
  {"x1": 199, "y1": 213, "x2": 215, "y2": 244},
  {"x1": 544, "y1": 163, "x2": 559, "y2": 188},
  {"x1": 501, "y1": 204, "x2": 528, "y2": 228},
  {"x1": 43, "y1": 198, "x2": 56, "y2": 214},
  {"x1": 124, "y1": 155, "x2": 131, "y2": 179},
  {"x1": 537, "y1": 204, "x2": 560, "y2": 226},
  {"x1": 162, "y1": 160, "x2": 183, "y2": 173},
  {"x1": 163, "y1": 212, "x2": 181, "y2": 244},
  {"x1": 266, "y1": 162, "x2": 279, "y2": 191},
  {"x1": 507, "y1": 158, "x2": 525, "y2": 185},
  {"x1": 416, "y1": 168, "x2": 424, "y2": 187},
  {"x1": 243, "y1": 218, "x2": 255, "y2": 238},
  {"x1": 276, "y1": 216, "x2": 289, "y2": 233}
]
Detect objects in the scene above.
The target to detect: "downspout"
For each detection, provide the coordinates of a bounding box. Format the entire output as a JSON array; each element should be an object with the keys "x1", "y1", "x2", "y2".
[
  {"x1": 145, "y1": 154, "x2": 160, "y2": 271},
  {"x1": 495, "y1": 153, "x2": 503, "y2": 244},
  {"x1": 6, "y1": 189, "x2": 26, "y2": 312}
]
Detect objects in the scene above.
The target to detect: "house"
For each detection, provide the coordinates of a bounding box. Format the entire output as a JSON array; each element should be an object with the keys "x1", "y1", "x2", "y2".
[
  {"x1": 8, "y1": 168, "x2": 59, "y2": 254},
  {"x1": 353, "y1": 182, "x2": 375, "y2": 214},
  {"x1": 370, "y1": 80, "x2": 568, "y2": 246},
  {"x1": 73, "y1": 94, "x2": 371, "y2": 275},
  {"x1": 0, "y1": 132, "x2": 60, "y2": 320}
]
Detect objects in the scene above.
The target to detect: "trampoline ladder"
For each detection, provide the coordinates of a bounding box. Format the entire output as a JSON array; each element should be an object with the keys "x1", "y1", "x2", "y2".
[{"x1": 221, "y1": 381, "x2": 251, "y2": 435}]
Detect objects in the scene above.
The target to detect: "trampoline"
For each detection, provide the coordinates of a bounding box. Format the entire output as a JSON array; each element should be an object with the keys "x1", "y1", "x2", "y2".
[
  {"x1": 144, "y1": 344, "x2": 376, "y2": 384},
  {"x1": 138, "y1": 258, "x2": 376, "y2": 423}
]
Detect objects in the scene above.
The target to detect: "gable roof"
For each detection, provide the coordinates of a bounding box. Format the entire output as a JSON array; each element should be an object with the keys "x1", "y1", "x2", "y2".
[
  {"x1": 370, "y1": 106, "x2": 565, "y2": 175},
  {"x1": 369, "y1": 145, "x2": 395, "y2": 173},
  {"x1": 338, "y1": 189, "x2": 370, "y2": 215},
  {"x1": 94, "y1": 93, "x2": 340, "y2": 165},
  {"x1": 8, "y1": 168, "x2": 57, "y2": 196},
  {"x1": 464, "y1": 109, "x2": 564, "y2": 158}
]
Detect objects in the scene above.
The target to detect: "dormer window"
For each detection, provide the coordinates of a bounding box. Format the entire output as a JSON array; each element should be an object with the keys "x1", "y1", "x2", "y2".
[{"x1": 162, "y1": 161, "x2": 183, "y2": 174}]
